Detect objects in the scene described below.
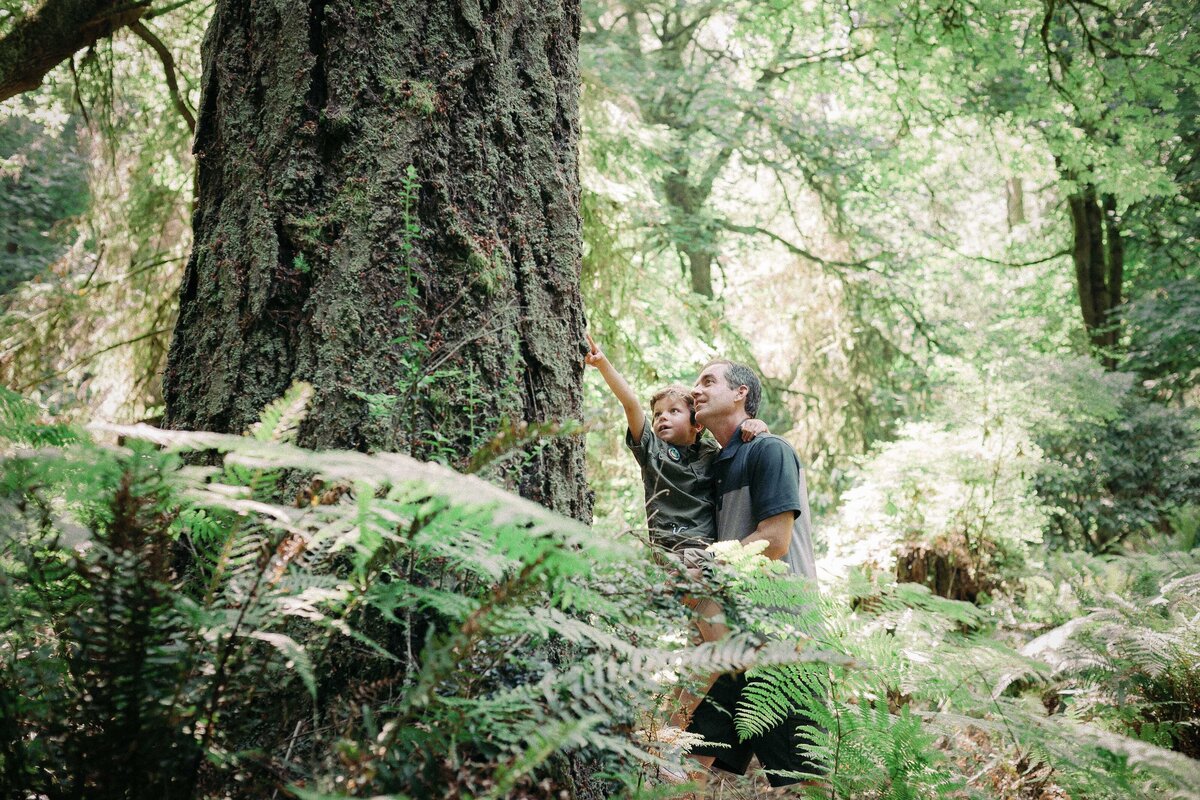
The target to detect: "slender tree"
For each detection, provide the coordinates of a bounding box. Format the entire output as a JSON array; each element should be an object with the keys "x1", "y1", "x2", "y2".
[
  {"x1": 162, "y1": 0, "x2": 591, "y2": 519},
  {"x1": 875, "y1": 0, "x2": 1197, "y2": 366},
  {"x1": 582, "y1": 0, "x2": 873, "y2": 299}
]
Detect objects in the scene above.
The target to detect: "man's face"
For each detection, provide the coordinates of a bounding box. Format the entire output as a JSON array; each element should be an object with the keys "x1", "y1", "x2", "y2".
[
  {"x1": 650, "y1": 395, "x2": 701, "y2": 446},
  {"x1": 692, "y1": 363, "x2": 745, "y2": 427}
]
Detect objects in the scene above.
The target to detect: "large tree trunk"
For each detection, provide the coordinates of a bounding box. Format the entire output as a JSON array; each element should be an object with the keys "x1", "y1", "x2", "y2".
[
  {"x1": 1066, "y1": 182, "x2": 1123, "y2": 368},
  {"x1": 163, "y1": 0, "x2": 590, "y2": 520}
]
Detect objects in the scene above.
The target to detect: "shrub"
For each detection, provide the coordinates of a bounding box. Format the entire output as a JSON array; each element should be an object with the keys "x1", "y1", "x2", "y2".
[
  {"x1": 1034, "y1": 392, "x2": 1200, "y2": 553},
  {"x1": 824, "y1": 420, "x2": 1047, "y2": 601},
  {"x1": 1121, "y1": 277, "x2": 1200, "y2": 401},
  {"x1": 1022, "y1": 551, "x2": 1200, "y2": 759}
]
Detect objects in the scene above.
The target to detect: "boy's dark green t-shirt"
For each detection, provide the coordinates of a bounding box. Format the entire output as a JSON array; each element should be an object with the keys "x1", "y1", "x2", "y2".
[{"x1": 625, "y1": 424, "x2": 719, "y2": 551}]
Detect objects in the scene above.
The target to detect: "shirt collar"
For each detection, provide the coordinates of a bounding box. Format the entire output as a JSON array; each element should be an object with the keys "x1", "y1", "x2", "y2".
[{"x1": 714, "y1": 424, "x2": 748, "y2": 464}]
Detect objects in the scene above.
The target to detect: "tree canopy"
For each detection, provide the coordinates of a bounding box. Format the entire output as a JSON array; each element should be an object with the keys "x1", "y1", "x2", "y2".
[{"x1": 1, "y1": 0, "x2": 1198, "y2": 797}]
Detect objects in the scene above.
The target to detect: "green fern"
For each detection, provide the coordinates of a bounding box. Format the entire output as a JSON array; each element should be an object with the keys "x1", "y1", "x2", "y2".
[
  {"x1": 248, "y1": 381, "x2": 314, "y2": 444},
  {"x1": 1025, "y1": 551, "x2": 1200, "y2": 760},
  {"x1": 5, "y1": 388, "x2": 1199, "y2": 799}
]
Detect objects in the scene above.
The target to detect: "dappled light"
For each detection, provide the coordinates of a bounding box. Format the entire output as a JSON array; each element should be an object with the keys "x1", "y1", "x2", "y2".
[{"x1": 1, "y1": 0, "x2": 1198, "y2": 797}]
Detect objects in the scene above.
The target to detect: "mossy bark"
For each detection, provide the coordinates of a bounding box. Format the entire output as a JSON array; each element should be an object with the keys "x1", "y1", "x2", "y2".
[
  {"x1": 0, "y1": 0, "x2": 151, "y2": 103},
  {"x1": 164, "y1": 0, "x2": 590, "y2": 520}
]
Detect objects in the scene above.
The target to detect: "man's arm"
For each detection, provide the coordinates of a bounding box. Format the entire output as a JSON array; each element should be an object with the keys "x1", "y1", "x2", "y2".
[
  {"x1": 741, "y1": 511, "x2": 793, "y2": 560},
  {"x1": 584, "y1": 334, "x2": 646, "y2": 440},
  {"x1": 743, "y1": 437, "x2": 803, "y2": 560}
]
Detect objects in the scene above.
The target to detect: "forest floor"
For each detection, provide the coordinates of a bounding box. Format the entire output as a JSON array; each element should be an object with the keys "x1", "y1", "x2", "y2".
[{"x1": 655, "y1": 729, "x2": 1073, "y2": 798}]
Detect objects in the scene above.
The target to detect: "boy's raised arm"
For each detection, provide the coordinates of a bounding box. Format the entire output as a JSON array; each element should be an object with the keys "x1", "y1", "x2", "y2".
[{"x1": 584, "y1": 334, "x2": 646, "y2": 440}]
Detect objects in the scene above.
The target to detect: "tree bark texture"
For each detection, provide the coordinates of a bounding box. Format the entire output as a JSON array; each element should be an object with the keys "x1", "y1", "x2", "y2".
[
  {"x1": 1067, "y1": 182, "x2": 1123, "y2": 367},
  {"x1": 0, "y1": 0, "x2": 150, "y2": 103},
  {"x1": 164, "y1": 0, "x2": 591, "y2": 521},
  {"x1": 1005, "y1": 177, "x2": 1025, "y2": 229}
]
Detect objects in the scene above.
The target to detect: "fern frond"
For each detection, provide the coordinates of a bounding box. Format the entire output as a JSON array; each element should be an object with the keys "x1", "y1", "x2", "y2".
[
  {"x1": 248, "y1": 381, "x2": 314, "y2": 444},
  {"x1": 484, "y1": 714, "x2": 607, "y2": 800},
  {"x1": 248, "y1": 630, "x2": 317, "y2": 699}
]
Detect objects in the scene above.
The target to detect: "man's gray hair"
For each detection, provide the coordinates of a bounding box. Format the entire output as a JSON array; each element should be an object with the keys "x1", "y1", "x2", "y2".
[{"x1": 706, "y1": 359, "x2": 763, "y2": 417}]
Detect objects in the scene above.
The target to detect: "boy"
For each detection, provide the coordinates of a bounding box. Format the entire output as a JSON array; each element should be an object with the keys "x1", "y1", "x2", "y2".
[
  {"x1": 584, "y1": 334, "x2": 766, "y2": 553},
  {"x1": 586, "y1": 335, "x2": 768, "y2": 780}
]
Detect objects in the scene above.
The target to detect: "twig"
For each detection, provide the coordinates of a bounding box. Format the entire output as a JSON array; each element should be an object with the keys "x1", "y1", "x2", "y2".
[
  {"x1": 67, "y1": 55, "x2": 92, "y2": 128},
  {"x1": 270, "y1": 719, "x2": 306, "y2": 800},
  {"x1": 718, "y1": 221, "x2": 887, "y2": 272},
  {"x1": 15, "y1": 326, "x2": 171, "y2": 391},
  {"x1": 143, "y1": 0, "x2": 200, "y2": 20},
  {"x1": 128, "y1": 19, "x2": 196, "y2": 135},
  {"x1": 923, "y1": 231, "x2": 1070, "y2": 268}
]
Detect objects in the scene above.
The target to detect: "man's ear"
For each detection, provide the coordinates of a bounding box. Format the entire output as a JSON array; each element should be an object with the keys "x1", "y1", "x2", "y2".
[{"x1": 735, "y1": 385, "x2": 749, "y2": 403}]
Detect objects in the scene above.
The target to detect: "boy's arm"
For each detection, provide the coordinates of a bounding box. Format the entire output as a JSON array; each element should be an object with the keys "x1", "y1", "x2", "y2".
[
  {"x1": 741, "y1": 418, "x2": 770, "y2": 442},
  {"x1": 585, "y1": 334, "x2": 646, "y2": 440}
]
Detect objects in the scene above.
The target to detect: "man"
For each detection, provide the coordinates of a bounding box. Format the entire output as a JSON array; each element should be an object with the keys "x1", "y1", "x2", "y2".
[
  {"x1": 684, "y1": 358, "x2": 819, "y2": 789},
  {"x1": 691, "y1": 360, "x2": 816, "y2": 578}
]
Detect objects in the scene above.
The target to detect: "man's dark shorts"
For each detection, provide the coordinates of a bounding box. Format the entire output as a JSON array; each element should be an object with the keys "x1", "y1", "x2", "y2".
[{"x1": 686, "y1": 672, "x2": 821, "y2": 788}]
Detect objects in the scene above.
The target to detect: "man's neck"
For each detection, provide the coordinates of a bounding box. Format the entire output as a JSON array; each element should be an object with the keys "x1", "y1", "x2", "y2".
[{"x1": 709, "y1": 413, "x2": 750, "y2": 448}]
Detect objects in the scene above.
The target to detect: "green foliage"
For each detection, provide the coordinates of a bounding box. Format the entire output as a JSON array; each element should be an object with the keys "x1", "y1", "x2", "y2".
[
  {"x1": 580, "y1": 0, "x2": 935, "y2": 516},
  {"x1": 1021, "y1": 551, "x2": 1200, "y2": 760},
  {"x1": 0, "y1": 111, "x2": 89, "y2": 294},
  {"x1": 0, "y1": 385, "x2": 77, "y2": 446},
  {"x1": 1, "y1": 4, "x2": 1199, "y2": 797},
  {"x1": 1034, "y1": 390, "x2": 1200, "y2": 553},
  {"x1": 0, "y1": 6, "x2": 206, "y2": 422},
  {"x1": 0, "y1": 423, "x2": 202, "y2": 795},
  {"x1": 397, "y1": 163, "x2": 422, "y2": 269},
  {"x1": 717, "y1": 552, "x2": 1200, "y2": 799},
  {"x1": 0, "y1": 387, "x2": 837, "y2": 797},
  {"x1": 3, "y1": 388, "x2": 1199, "y2": 798},
  {"x1": 1122, "y1": 277, "x2": 1200, "y2": 400},
  {"x1": 826, "y1": 348, "x2": 1200, "y2": 597},
  {"x1": 824, "y1": 362, "x2": 1052, "y2": 597}
]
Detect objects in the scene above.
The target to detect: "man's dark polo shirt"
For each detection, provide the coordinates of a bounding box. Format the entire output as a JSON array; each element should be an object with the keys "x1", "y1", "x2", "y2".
[{"x1": 711, "y1": 427, "x2": 817, "y2": 578}]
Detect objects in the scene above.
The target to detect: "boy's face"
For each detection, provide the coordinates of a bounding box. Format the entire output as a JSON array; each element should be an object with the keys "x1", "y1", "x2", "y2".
[{"x1": 651, "y1": 395, "x2": 702, "y2": 446}]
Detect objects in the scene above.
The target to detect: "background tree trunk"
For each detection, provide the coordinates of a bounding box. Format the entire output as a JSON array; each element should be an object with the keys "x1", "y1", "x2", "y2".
[
  {"x1": 1005, "y1": 177, "x2": 1025, "y2": 229},
  {"x1": 662, "y1": 166, "x2": 718, "y2": 299},
  {"x1": 163, "y1": 0, "x2": 590, "y2": 520},
  {"x1": 1067, "y1": 182, "x2": 1123, "y2": 367}
]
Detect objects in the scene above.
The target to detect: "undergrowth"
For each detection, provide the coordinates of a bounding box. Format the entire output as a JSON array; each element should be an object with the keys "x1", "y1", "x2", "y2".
[{"x1": 1, "y1": 384, "x2": 1197, "y2": 799}]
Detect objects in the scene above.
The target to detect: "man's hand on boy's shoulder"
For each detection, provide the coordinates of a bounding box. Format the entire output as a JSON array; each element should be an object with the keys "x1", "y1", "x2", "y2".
[{"x1": 741, "y1": 418, "x2": 770, "y2": 442}]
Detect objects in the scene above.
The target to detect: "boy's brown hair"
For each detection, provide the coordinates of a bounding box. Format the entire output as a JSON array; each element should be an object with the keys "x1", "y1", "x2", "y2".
[{"x1": 649, "y1": 384, "x2": 698, "y2": 424}]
